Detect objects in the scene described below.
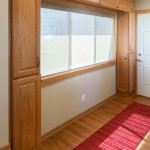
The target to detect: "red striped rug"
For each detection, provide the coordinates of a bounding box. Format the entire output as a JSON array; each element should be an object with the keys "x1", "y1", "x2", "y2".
[{"x1": 73, "y1": 102, "x2": 150, "y2": 150}]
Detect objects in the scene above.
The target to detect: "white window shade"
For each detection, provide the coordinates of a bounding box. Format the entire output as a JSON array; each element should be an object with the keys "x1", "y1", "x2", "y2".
[{"x1": 41, "y1": 3, "x2": 116, "y2": 77}]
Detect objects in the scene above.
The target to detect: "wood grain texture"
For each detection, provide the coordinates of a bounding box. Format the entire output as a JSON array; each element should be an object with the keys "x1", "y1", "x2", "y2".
[
  {"x1": 117, "y1": 11, "x2": 129, "y2": 54},
  {"x1": 129, "y1": 52, "x2": 136, "y2": 92},
  {"x1": 40, "y1": 96, "x2": 150, "y2": 150},
  {"x1": 12, "y1": 0, "x2": 40, "y2": 79},
  {"x1": 101, "y1": 0, "x2": 117, "y2": 9},
  {"x1": 136, "y1": 9, "x2": 150, "y2": 14},
  {"x1": 117, "y1": 7, "x2": 136, "y2": 97},
  {"x1": 117, "y1": 54, "x2": 128, "y2": 92},
  {"x1": 129, "y1": 7, "x2": 136, "y2": 53},
  {"x1": 12, "y1": 75, "x2": 41, "y2": 150},
  {"x1": 117, "y1": 0, "x2": 129, "y2": 12},
  {"x1": 72, "y1": 0, "x2": 100, "y2": 5},
  {"x1": 42, "y1": 0, "x2": 117, "y2": 15}
]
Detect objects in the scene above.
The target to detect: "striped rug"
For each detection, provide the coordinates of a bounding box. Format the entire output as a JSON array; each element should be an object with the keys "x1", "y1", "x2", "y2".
[{"x1": 73, "y1": 102, "x2": 150, "y2": 150}]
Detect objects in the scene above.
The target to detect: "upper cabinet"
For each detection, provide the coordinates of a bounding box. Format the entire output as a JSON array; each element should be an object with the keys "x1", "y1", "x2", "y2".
[
  {"x1": 101, "y1": 0, "x2": 117, "y2": 9},
  {"x1": 117, "y1": 0, "x2": 130, "y2": 12},
  {"x1": 12, "y1": 0, "x2": 40, "y2": 79}
]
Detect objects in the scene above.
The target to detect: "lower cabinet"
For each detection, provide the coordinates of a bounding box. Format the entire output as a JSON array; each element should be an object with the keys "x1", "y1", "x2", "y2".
[
  {"x1": 117, "y1": 54, "x2": 128, "y2": 93},
  {"x1": 12, "y1": 75, "x2": 41, "y2": 150},
  {"x1": 117, "y1": 53, "x2": 136, "y2": 97},
  {"x1": 129, "y1": 52, "x2": 136, "y2": 92}
]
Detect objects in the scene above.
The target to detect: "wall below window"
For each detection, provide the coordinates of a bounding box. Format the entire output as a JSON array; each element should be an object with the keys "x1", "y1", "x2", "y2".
[
  {"x1": 41, "y1": 65, "x2": 116, "y2": 135},
  {"x1": 135, "y1": 0, "x2": 150, "y2": 10},
  {"x1": 0, "y1": 0, "x2": 9, "y2": 147}
]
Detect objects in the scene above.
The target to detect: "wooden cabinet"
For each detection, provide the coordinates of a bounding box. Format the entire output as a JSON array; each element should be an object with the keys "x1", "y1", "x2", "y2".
[
  {"x1": 117, "y1": 0, "x2": 130, "y2": 12},
  {"x1": 117, "y1": 12, "x2": 129, "y2": 54},
  {"x1": 12, "y1": 0, "x2": 40, "y2": 79},
  {"x1": 71, "y1": 0, "x2": 99, "y2": 5},
  {"x1": 129, "y1": 53, "x2": 136, "y2": 92},
  {"x1": 11, "y1": 0, "x2": 41, "y2": 149},
  {"x1": 101, "y1": 0, "x2": 116, "y2": 9},
  {"x1": 117, "y1": 9, "x2": 136, "y2": 97},
  {"x1": 68, "y1": 0, "x2": 131, "y2": 12},
  {"x1": 117, "y1": 54, "x2": 128, "y2": 92},
  {"x1": 12, "y1": 75, "x2": 41, "y2": 150},
  {"x1": 129, "y1": 11, "x2": 135, "y2": 53}
]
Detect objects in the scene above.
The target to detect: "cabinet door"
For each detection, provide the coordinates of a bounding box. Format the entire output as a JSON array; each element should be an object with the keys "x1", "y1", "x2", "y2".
[
  {"x1": 129, "y1": 52, "x2": 136, "y2": 92},
  {"x1": 117, "y1": 54, "x2": 128, "y2": 92},
  {"x1": 129, "y1": 11, "x2": 135, "y2": 53},
  {"x1": 117, "y1": 12, "x2": 129, "y2": 54},
  {"x1": 117, "y1": 0, "x2": 130, "y2": 12},
  {"x1": 12, "y1": 0, "x2": 40, "y2": 79},
  {"x1": 12, "y1": 75, "x2": 41, "y2": 150},
  {"x1": 101, "y1": 0, "x2": 116, "y2": 9}
]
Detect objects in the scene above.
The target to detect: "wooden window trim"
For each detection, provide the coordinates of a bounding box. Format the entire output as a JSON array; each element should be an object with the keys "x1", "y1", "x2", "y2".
[
  {"x1": 41, "y1": 60, "x2": 116, "y2": 86},
  {"x1": 42, "y1": 0, "x2": 117, "y2": 15},
  {"x1": 135, "y1": 9, "x2": 150, "y2": 14}
]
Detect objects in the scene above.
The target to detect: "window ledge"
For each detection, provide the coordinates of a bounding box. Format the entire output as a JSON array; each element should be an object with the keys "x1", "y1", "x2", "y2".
[{"x1": 41, "y1": 60, "x2": 116, "y2": 86}]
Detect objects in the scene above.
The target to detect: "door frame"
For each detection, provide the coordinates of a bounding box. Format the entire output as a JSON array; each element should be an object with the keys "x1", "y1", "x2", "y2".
[{"x1": 135, "y1": 9, "x2": 150, "y2": 98}]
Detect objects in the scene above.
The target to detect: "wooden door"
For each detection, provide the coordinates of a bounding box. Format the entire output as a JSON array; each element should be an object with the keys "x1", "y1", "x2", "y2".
[
  {"x1": 101, "y1": 0, "x2": 116, "y2": 9},
  {"x1": 117, "y1": 0, "x2": 129, "y2": 12},
  {"x1": 117, "y1": 54, "x2": 128, "y2": 92},
  {"x1": 12, "y1": 0, "x2": 40, "y2": 79},
  {"x1": 12, "y1": 75, "x2": 41, "y2": 150}
]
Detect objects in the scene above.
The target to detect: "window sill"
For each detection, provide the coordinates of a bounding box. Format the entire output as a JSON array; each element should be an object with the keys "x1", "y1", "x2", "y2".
[{"x1": 41, "y1": 60, "x2": 116, "y2": 86}]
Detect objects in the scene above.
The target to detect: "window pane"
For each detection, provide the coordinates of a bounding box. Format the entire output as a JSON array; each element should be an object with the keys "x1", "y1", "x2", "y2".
[
  {"x1": 41, "y1": 8, "x2": 70, "y2": 76},
  {"x1": 71, "y1": 13, "x2": 95, "y2": 69},
  {"x1": 96, "y1": 16, "x2": 114, "y2": 63}
]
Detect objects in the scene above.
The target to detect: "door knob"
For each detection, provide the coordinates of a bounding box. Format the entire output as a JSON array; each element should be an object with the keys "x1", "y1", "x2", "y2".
[
  {"x1": 136, "y1": 59, "x2": 143, "y2": 62},
  {"x1": 138, "y1": 53, "x2": 141, "y2": 56}
]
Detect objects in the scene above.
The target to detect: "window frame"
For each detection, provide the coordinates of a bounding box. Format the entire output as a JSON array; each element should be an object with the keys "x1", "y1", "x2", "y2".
[{"x1": 41, "y1": 0, "x2": 117, "y2": 86}]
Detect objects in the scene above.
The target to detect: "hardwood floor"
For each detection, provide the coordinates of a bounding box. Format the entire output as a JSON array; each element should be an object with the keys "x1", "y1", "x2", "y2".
[{"x1": 41, "y1": 96, "x2": 150, "y2": 150}]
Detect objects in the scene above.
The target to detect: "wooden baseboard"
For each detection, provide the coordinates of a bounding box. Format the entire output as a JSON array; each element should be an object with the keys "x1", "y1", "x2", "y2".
[
  {"x1": 117, "y1": 90, "x2": 136, "y2": 98},
  {"x1": 0, "y1": 144, "x2": 10, "y2": 150},
  {"x1": 42, "y1": 94, "x2": 116, "y2": 141}
]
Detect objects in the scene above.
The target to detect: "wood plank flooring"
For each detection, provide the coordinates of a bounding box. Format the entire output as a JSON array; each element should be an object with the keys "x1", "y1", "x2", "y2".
[{"x1": 41, "y1": 96, "x2": 150, "y2": 150}]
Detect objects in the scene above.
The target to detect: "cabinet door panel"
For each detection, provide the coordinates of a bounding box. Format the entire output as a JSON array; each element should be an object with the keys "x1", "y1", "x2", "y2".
[
  {"x1": 101, "y1": 0, "x2": 116, "y2": 9},
  {"x1": 117, "y1": 54, "x2": 128, "y2": 92},
  {"x1": 117, "y1": 0, "x2": 129, "y2": 11},
  {"x1": 117, "y1": 12, "x2": 129, "y2": 54},
  {"x1": 12, "y1": 0, "x2": 40, "y2": 79},
  {"x1": 129, "y1": 52, "x2": 136, "y2": 92},
  {"x1": 129, "y1": 11, "x2": 135, "y2": 53},
  {"x1": 12, "y1": 75, "x2": 41, "y2": 150}
]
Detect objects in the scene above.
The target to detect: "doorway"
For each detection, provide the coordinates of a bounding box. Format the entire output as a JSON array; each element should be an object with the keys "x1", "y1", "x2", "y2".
[{"x1": 137, "y1": 13, "x2": 150, "y2": 97}]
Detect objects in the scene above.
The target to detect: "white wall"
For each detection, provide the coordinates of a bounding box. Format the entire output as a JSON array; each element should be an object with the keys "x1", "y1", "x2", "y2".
[
  {"x1": 135, "y1": 0, "x2": 150, "y2": 10},
  {"x1": 0, "y1": 0, "x2": 9, "y2": 147},
  {"x1": 42, "y1": 65, "x2": 116, "y2": 135}
]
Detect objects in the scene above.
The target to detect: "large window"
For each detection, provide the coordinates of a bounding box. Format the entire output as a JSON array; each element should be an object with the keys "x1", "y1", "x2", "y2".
[{"x1": 41, "y1": 4, "x2": 116, "y2": 77}]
